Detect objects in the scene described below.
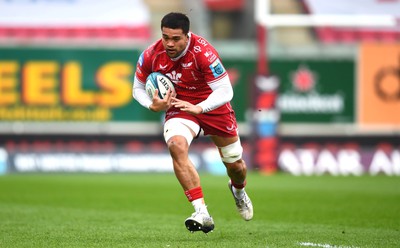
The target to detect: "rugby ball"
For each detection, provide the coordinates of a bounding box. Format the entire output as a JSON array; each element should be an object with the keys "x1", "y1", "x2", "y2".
[{"x1": 145, "y1": 72, "x2": 175, "y2": 99}]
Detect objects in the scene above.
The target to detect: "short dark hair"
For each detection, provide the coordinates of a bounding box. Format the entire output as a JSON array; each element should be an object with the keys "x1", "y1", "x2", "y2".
[{"x1": 161, "y1": 12, "x2": 190, "y2": 34}]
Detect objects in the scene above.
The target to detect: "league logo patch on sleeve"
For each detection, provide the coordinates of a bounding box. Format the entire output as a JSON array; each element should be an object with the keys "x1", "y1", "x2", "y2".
[
  {"x1": 209, "y1": 58, "x2": 226, "y2": 78},
  {"x1": 138, "y1": 52, "x2": 144, "y2": 67}
]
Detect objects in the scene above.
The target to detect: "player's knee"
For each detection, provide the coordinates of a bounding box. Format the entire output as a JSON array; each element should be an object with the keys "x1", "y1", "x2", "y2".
[
  {"x1": 220, "y1": 140, "x2": 243, "y2": 163},
  {"x1": 167, "y1": 136, "x2": 188, "y2": 155},
  {"x1": 226, "y1": 159, "x2": 247, "y2": 176}
]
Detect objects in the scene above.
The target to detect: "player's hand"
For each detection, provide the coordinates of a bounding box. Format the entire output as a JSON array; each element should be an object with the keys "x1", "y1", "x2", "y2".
[
  {"x1": 171, "y1": 97, "x2": 203, "y2": 115},
  {"x1": 149, "y1": 89, "x2": 174, "y2": 112}
]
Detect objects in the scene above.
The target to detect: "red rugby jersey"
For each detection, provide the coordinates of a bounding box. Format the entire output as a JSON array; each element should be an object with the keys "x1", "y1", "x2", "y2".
[{"x1": 135, "y1": 32, "x2": 234, "y2": 115}]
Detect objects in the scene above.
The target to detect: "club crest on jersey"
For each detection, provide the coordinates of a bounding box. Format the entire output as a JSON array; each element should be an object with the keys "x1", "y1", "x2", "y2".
[
  {"x1": 181, "y1": 62, "x2": 192, "y2": 68},
  {"x1": 209, "y1": 59, "x2": 225, "y2": 78},
  {"x1": 166, "y1": 70, "x2": 182, "y2": 83}
]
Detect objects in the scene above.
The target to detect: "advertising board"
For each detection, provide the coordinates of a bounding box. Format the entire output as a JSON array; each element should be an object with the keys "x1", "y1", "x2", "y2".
[
  {"x1": 358, "y1": 43, "x2": 400, "y2": 128},
  {"x1": 0, "y1": 47, "x2": 251, "y2": 129},
  {"x1": 272, "y1": 60, "x2": 355, "y2": 123},
  {"x1": 278, "y1": 137, "x2": 400, "y2": 176}
]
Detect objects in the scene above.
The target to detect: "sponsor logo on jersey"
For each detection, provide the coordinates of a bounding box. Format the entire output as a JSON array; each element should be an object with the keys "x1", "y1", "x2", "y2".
[
  {"x1": 226, "y1": 124, "x2": 236, "y2": 132},
  {"x1": 197, "y1": 38, "x2": 209, "y2": 47},
  {"x1": 159, "y1": 64, "x2": 168, "y2": 70},
  {"x1": 209, "y1": 55, "x2": 217, "y2": 62},
  {"x1": 181, "y1": 62, "x2": 193, "y2": 68},
  {"x1": 204, "y1": 50, "x2": 212, "y2": 57},
  {"x1": 194, "y1": 46, "x2": 202, "y2": 53},
  {"x1": 204, "y1": 49, "x2": 216, "y2": 62},
  {"x1": 209, "y1": 59, "x2": 225, "y2": 78},
  {"x1": 166, "y1": 111, "x2": 180, "y2": 117}
]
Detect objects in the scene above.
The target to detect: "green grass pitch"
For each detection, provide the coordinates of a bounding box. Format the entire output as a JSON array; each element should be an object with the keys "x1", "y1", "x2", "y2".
[{"x1": 0, "y1": 173, "x2": 399, "y2": 248}]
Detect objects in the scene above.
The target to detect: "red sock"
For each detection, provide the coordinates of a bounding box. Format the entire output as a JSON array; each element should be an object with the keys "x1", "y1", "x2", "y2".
[
  {"x1": 231, "y1": 180, "x2": 246, "y2": 189},
  {"x1": 184, "y1": 186, "x2": 203, "y2": 202}
]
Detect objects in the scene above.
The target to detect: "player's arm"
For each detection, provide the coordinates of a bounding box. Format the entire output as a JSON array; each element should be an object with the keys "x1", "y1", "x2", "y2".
[
  {"x1": 132, "y1": 50, "x2": 153, "y2": 110},
  {"x1": 193, "y1": 44, "x2": 233, "y2": 113},
  {"x1": 196, "y1": 74, "x2": 233, "y2": 113},
  {"x1": 133, "y1": 75, "x2": 152, "y2": 109},
  {"x1": 171, "y1": 74, "x2": 233, "y2": 114},
  {"x1": 133, "y1": 48, "x2": 174, "y2": 112},
  {"x1": 133, "y1": 76, "x2": 174, "y2": 112}
]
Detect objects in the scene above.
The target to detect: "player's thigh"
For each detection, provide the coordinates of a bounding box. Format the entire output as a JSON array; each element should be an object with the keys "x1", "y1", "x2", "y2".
[
  {"x1": 210, "y1": 135, "x2": 239, "y2": 147},
  {"x1": 164, "y1": 117, "x2": 200, "y2": 145}
]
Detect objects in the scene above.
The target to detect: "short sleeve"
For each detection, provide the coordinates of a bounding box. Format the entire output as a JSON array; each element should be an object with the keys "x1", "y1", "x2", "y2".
[{"x1": 198, "y1": 46, "x2": 228, "y2": 84}]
